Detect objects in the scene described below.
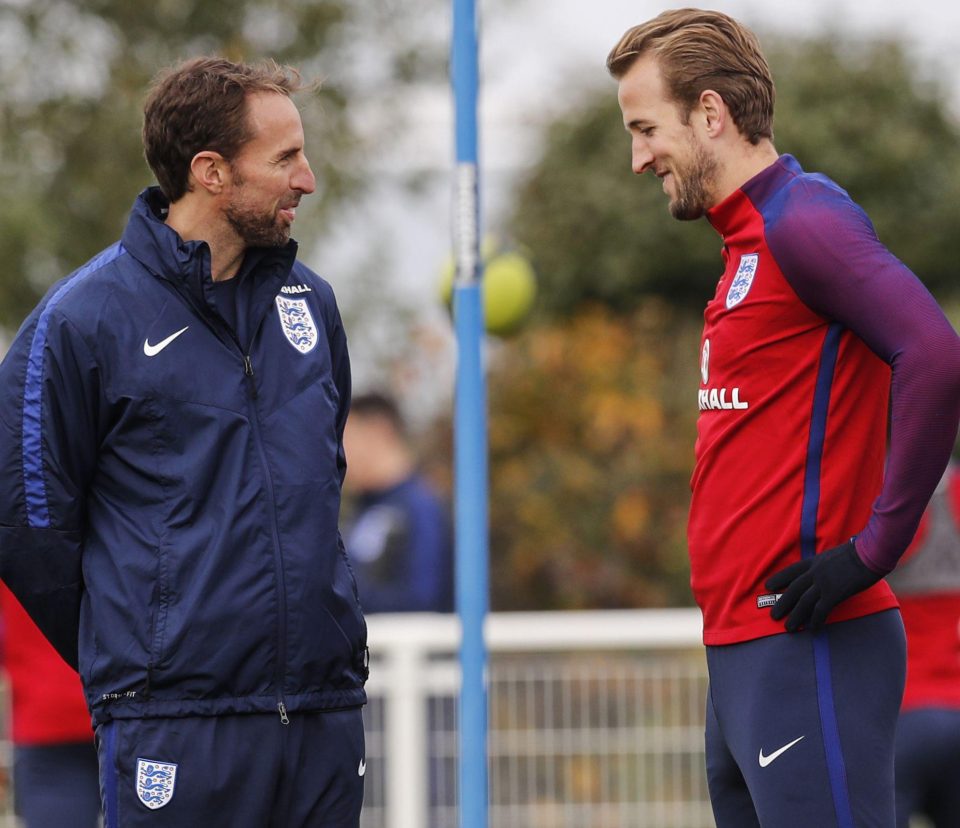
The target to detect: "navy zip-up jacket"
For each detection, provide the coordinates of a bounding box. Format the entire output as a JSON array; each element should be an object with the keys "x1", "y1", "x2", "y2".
[{"x1": 0, "y1": 188, "x2": 367, "y2": 725}]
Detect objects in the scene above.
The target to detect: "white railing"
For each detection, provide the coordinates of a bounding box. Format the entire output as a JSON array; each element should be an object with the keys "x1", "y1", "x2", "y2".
[
  {"x1": 0, "y1": 609, "x2": 709, "y2": 827},
  {"x1": 362, "y1": 609, "x2": 710, "y2": 828}
]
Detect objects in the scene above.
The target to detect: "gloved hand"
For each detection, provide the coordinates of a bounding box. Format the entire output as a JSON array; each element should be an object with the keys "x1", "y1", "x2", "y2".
[{"x1": 766, "y1": 540, "x2": 883, "y2": 633}]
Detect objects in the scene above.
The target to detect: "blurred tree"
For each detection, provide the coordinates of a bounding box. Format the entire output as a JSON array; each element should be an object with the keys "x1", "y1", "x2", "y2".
[
  {"x1": 0, "y1": 0, "x2": 444, "y2": 330},
  {"x1": 422, "y1": 300, "x2": 702, "y2": 610},
  {"x1": 509, "y1": 36, "x2": 960, "y2": 318},
  {"x1": 487, "y1": 302, "x2": 701, "y2": 609}
]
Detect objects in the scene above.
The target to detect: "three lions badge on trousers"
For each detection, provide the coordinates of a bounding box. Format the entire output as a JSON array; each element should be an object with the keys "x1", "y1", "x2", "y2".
[{"x1": 136, "y1": 758, "x2": 178, "y2": 809}]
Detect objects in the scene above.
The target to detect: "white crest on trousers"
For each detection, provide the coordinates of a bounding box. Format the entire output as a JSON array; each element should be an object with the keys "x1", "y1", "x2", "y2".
[{"x1": 136, "y1": 758, "x2": 177, "y2": 809}]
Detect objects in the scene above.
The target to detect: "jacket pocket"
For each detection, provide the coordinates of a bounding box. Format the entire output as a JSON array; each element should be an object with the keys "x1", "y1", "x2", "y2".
[{"x1": 145, "y1": 542, "x2": 170, "y2": 692}]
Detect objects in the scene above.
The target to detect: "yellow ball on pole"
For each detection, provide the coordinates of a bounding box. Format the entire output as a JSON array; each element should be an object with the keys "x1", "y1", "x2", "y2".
[{"x1": 439, "y1": 249, "x2": 537, "y2": 336}]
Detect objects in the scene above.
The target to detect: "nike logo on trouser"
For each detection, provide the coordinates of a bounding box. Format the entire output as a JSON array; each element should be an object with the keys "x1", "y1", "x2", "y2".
[
  {"x1": 143, "y1": 326, "x2": 189, "y2": 356},
  {"x1": 758, "y1": 735, "x2": 805, "y2": 767}
]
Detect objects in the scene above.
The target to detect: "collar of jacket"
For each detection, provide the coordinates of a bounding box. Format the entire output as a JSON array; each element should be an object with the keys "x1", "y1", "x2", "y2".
[
  {"x1": 121, "y1": 187, "x2": 300, "y2": 312},
  {"x1": 706, "y1": 154, "x2": 801, "y2": 240}
]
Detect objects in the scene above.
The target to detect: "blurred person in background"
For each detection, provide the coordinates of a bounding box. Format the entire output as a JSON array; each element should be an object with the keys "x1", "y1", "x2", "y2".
[
  {"x1": 0, "y1": 585, "x2": 100, "y2": 828},
  {"x1": 887, "y1": 454, "x2": 960, "y2": 828},
  {"x1": 608, "y1": 8, "x2": 960, "y2": 827},
  {"x1": 342, "y1": 392, "x2": 453, "y2": 613}
]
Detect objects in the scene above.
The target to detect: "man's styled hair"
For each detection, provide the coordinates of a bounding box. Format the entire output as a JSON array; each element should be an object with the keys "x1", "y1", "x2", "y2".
[
  {"x1": 143, "y1": 57, "x2": 308, "y2": 201},
  {"x1": 606, "y1": 8, "x2": 775, "y2": 145}
]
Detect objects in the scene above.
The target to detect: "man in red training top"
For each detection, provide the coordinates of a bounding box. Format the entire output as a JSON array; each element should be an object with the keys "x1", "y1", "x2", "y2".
[
  {"x1": 1, "y1": 585, "x2": 100, "y2": 827},
  {"x1": 887, "y1": 458, "x2": 960, "y2": 827},
  {"x1": 608, "y1": 9, "x2": 960, "y2": 826}
]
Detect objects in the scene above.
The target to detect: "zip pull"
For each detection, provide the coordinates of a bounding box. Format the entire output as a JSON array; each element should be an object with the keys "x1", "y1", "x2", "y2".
[
  {"x1": 243, "y1": 355, "x2": 258, "y2": 399},
  {"x1": 278, "y1": 701, "x2": 290, "y2": 725}
]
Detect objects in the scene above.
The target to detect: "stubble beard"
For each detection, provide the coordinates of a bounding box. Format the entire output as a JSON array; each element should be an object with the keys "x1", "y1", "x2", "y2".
[
  {"x1": 225, "y1": 199, "x2": 291, "y2": 248},
  {"x1": 668, "y1": 141, "x2": 719, "y2": 222},
  {"x1": 225, "y1": 165, "x2": 293, "y2": 248}
]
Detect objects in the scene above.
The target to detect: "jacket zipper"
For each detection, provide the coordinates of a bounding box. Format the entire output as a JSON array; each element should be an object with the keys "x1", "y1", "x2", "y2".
[
  {"x1": 164, "y1": 280, "x2": 291, "y2": 725},
  {"x1": 242, "y1": 353, "x2": 291, "y2": 725}
]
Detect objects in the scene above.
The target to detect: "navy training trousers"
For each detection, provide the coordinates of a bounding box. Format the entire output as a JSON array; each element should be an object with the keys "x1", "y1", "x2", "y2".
[
  {"x1": 96, "y1": 707, "x2": 365, "y2": 828},
  {"x1": 14, "y1": 741, "x2": 101, "y2": 828},
  {"x1": 705, "y1": 610, "x2": 905, "y2": 828}
]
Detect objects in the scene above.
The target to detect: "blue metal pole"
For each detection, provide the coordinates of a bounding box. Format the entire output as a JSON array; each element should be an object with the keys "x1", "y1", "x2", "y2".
[{"x1": 451, "y1": 1, "x2": 488, "y2": 827}]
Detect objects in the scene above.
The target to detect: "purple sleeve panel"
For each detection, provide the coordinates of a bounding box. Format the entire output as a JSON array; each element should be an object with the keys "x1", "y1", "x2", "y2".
[{"x1": 758, "y1": 178, "x2": 960, "y2": 574}]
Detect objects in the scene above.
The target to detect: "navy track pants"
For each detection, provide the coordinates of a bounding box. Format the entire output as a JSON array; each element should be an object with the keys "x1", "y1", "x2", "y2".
[
  {"x1": 96, "y1": 707, "x2": 365, "y2": 828},
  {"x1": 705, "y1": 610, "x2": 905, "y2": 828}
]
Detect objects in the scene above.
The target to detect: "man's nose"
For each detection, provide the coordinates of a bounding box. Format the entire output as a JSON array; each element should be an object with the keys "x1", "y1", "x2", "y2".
[
  {"x1": 632, "y1": 141, "x2": 654, "y2": 176},
  {"x1": 294, "y1": 157, "x2": 316, "y2": 194}
]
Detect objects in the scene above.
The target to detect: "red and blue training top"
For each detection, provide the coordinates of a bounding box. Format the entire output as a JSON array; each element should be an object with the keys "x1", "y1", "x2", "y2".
[{"x1": 689, "y1": 154, "x2": 960, "y2": 646}]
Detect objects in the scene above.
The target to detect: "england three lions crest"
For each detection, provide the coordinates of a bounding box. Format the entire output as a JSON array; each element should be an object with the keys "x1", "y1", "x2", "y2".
[
  {"x1": 726, "y1": 253, "x2": 759, "y2": 309},
  {"x1": 136, "y1": 758, "x2": 177, "y2": 809},
  {"x1": 276, "y1": 296, "x2": 318, "y2": 354}
]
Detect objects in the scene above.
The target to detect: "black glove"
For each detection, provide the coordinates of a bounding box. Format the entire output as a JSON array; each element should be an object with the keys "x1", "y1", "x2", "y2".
[{"x1": 765, "y1": 540, "x2": 882, "y2": 633}]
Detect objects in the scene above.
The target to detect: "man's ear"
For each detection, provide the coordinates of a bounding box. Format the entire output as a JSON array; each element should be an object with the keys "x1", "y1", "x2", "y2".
[
  {"x1": 189, "y1": 151, "x2": 229, "y2": 195},
  {"x1": 698, "y1": 89, "x2": 726, "y2": 138}
]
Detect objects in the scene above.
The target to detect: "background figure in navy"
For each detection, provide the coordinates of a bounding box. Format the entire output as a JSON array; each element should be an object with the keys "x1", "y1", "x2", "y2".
[
  {"x1": 343, "y1": 392, "x2": 454, "y2": 613},
  {"x1": 0, "y1": 57, "x2": 366, "y2": 827},
  {"x1": 887, "y1": 456, "x2": 960, "y2": 828}
]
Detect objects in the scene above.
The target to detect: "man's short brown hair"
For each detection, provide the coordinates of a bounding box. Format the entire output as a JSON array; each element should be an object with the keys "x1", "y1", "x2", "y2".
[
  {"x1": 607, "y1": 8, "x2": 775, "y2": 145},
  {"x1": 142, "y1": 57, "x2": 308, "y2": 202}
]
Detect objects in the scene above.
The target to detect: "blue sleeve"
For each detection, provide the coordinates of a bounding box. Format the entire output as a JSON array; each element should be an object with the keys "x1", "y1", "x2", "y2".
[
  {"x1": 0, "y1": 302, "x2": 103, "y2": 669},
  {"x1": 764, "y1": 181, "x2": 960, "y2": 573}
]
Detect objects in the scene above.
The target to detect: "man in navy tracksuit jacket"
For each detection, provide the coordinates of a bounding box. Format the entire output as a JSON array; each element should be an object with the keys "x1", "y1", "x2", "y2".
[{"x1": 0, "y1": 57, "x2": 367, "y2": 826}]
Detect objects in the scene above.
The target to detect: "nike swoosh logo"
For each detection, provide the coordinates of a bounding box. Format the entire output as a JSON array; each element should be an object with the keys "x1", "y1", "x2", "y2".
[
  {"x1": 143, "y1": 326, "x2": 189, "y2": 357},
  {"x1": 758, "y1": 735, "x2": 805, "y2": 767},
  {"x1": 358, "y1": 759, "x2": 366, "y2": 777}
]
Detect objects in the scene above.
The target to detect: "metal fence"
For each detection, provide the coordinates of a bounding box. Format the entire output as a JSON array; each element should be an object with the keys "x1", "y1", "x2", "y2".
[
  {"x1": 0, "y1": 610, "x2": 935, "y2": 827},
  {"x1": 361, "y1": 609, "x2": 712, "y2": 828},
  {"x1": 0, "y1": 609, "x2": 709, "y2": 827}
]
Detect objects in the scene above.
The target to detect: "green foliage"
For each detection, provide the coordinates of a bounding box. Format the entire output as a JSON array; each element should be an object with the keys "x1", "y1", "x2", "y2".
[
  {"x1": 509, "y1": 37, "x2": 960, "y2": 318},
  {"x1": 0, "y1": 0, "x2": 443, "y2": 329},
  {"x1": 421, "y1": 302, "x2": 703, "y2": 610}
]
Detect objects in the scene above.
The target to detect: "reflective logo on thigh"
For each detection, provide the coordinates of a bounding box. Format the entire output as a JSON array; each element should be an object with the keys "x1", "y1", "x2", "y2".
[{"x1": 136, "y1": 758, "x2": 178, "y2": 809}]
